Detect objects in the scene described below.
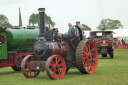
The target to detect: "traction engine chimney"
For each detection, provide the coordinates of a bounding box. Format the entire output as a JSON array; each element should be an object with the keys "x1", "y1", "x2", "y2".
[{"x1": 38, "y1": 8, "x2": 46, "y2": 40}]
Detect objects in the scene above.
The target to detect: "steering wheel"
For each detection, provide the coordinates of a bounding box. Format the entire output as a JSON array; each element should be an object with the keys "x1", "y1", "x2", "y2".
[{"x1": 68, "y1": 25, "x2": 82, "y2": 50}]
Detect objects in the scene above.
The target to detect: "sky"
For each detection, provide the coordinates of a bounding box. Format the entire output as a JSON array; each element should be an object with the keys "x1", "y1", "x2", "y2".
[{"x1": 0, "y1": 0, "x2": 128, "y2": 33}]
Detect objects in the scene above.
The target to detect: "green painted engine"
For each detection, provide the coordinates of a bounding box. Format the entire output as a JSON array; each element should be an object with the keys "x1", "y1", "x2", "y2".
[
  {"x1": 0, "y1": 26, "x2": 39, "y2": 60},
  {"x1": 6, "y1": 28, "x2": 39, "y2": 51}
]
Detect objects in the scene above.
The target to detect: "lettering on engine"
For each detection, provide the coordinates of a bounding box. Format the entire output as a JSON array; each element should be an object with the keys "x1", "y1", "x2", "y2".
[{"x1": 17, "y1": 34, "x2": 38, "y2": 37}]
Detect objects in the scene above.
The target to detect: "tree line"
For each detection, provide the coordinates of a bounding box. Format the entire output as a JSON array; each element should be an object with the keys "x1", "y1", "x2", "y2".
[{"x1": 0, "y1": 14, "x2": 123, "y2": 30}]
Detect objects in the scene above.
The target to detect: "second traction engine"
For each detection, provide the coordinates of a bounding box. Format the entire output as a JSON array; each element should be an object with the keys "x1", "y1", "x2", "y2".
[{"x1": 21, "y1": 8, "x2": 98, "y2": 79}]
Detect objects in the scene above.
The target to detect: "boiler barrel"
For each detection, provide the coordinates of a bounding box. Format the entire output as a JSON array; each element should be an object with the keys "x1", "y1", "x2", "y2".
[{"x1": 6, "y1": 29, "x2": 39, "y2": 50}]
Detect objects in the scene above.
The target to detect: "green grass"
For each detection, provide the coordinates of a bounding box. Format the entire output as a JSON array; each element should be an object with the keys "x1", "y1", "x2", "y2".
[{"x1": 0, "y1": 49, "x2": 128, "y2": 85}]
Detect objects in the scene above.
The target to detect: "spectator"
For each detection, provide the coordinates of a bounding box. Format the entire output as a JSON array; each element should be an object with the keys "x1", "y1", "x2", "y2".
[
  {"x1": 76, "y1": 21, "x2": 84, "y2": 32},
  {"x1": 68, "y1": 23, "x2": 72, "y2": 28},
  {"x1": 116, "y1": 40, "x2": 118, "y2": 45},
  {"x1": 123, "y1": 40, "x2": 125, "y2": 44},
  {"x1": 121, "y1": 39, "x2": 124, "y2": 44},
  {"x1": 118, "y1": 40, "x2": 121, "y2": 46},
  {"x1": 124, "y1": 38, "x2": 126, "y2": 44},
  {"x1": 89, "y1": 33, "x2": 93, "y2": 40}
]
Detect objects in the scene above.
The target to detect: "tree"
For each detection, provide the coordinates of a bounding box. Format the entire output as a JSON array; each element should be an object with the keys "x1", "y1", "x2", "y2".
[
  {"x1": 97, "y1": 18, "x2": 123, "y2": 30},
  {"x1": 29, "y1": 14, "x2": 39, "y2": 25},
  {"x1": 29, "y1": 13, "x2": 55, "y2": 27},
  {"x1": 0, "y1": 14, "x2": 12, "y2": 28},
  {"x1": 82, "y1": 24, "x2": 91, "y2": 30}
]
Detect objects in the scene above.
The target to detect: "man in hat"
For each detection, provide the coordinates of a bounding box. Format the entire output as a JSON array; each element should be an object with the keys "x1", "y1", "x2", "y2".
[{"x1": 76, "y1": 21, "x2": 86, "y2": 40}]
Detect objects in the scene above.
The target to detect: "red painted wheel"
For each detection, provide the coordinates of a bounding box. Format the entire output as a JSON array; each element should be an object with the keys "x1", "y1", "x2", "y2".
[
  {"x1": 15, "y1": 56, "x2": 23, "y2": 68},
  {"x1": 46, "y1": 55, "x2": 66, "y2": 79},
  {"x1": 21, "y1": 55, "x2": 40, "y2": 78},
  {"x1": 76, "y1": 40, "x2": 98, "y2": 74}
]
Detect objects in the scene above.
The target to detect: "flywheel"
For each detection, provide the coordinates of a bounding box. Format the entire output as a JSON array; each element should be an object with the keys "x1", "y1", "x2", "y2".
[
  {"x1": 76, "y1": 40, "x2": 98, "y2": 74},
  {"x1": 68, "y1": 25, "x2": 82, "y2": 50}
]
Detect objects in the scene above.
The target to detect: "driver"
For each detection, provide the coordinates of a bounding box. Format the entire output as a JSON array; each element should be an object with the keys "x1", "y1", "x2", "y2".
[{"x1": 76, "y1": 21, "x2": 86, "y2": 40}]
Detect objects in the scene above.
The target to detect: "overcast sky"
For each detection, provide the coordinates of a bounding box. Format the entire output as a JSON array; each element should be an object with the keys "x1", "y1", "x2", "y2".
[{"x1": 0, "y1": 0, "x2": 128, "y2": 33}]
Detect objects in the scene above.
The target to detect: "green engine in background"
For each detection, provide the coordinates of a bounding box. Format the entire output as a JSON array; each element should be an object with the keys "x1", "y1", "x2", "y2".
[
  {"x1": 0, "y1": 32, "x2": 8, "y2": 59},
  {"x1": 6, "y1": 29, "x2": 39, "y2": 51}
]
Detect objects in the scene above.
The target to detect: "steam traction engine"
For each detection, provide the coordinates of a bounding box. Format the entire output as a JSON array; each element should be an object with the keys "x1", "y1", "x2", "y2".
[
  {"x1": 21, "y1": 8, "x2": 98, "y2": 79},
  {"x1": 90, "y1": 31, "x2": 114, "y2": 58}
]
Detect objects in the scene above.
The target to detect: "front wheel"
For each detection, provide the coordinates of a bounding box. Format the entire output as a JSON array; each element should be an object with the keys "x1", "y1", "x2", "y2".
[
  {"x1": 21, "y1": 55, "x2": 40, "y2": 78},
  {"x1": 102, "y1": 54, "x2": 107, "y2": 57},
  {"x1": 46, "y1": 55, "x2": 66, "y2": 79},
  {"x1": 109, "y1": 51, "x2": 113, "y2": 59}
]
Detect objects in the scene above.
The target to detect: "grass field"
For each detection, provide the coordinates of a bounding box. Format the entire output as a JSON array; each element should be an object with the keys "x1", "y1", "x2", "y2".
[{"x1": 0, "y1": 49, "x2": 128, "y2": 85}]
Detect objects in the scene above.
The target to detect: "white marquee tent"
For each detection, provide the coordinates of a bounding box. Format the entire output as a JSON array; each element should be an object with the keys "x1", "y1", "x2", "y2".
[
  {"x1": 113, "y1": 29, "x2": 128, "y2": 38},
  {"x1": 84, "y1": 28, "x2": 128, "y2": 38}
]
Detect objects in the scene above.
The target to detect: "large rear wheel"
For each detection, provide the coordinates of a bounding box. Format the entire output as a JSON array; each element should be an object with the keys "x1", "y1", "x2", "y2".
[
  {"x1": 21, "y1": 55, "x2": 40, "y2": 78},
  {"x1": 76, "y1": 40, "x2": 98, "y2": 74},
  {"x1": 46, "y1": 55, "x2": 66, "y2": 79}
]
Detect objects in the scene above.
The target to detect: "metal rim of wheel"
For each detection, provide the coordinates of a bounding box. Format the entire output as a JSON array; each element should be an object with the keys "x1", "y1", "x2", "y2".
[
  {"x1": 76, "y1": 40, "x2": 98, "y2": 74},
  {"x1": 46, "y1": 55, "x2": 66, "y2": 79},
  {"x1": 21, "y1": 55, "x2": 40, "y2": 78}
]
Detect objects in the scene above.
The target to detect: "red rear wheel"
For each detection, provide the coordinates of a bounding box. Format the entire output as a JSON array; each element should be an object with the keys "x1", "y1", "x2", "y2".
[
  {"x1": 83, "y1": 40, "x2": 98, "y2": 74},
  {"x1": 76, "y1": 40, "x2": 98, "y2": 74},
  {"x1": 21, "y1": 55, "x2": 40, "y2": 78},
  {"x1": 46, "y1": 55, "x2": 66, "y2": 79}
]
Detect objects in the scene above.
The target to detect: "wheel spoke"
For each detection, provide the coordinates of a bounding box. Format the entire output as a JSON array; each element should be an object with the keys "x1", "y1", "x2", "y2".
[
  {"x1": 55, "y1": 57, "x2": 58, "y2": 64},
  {"x1": 83, "y1": 57, "x2": 88, "y2": 60},
  {"x1": 83, "y1": 59, "x2": 88, "y2": 67},
  {"x1": 71, "y1": 30, "x2": 77, "y2": 37},
  {"x1": 91, "y1": 58, "x2": 96, "y2": 61},
  {"x1": 51, "y1": 70, "x2": 55, "y2": 77},
  {"x1": 87, "y1": 42, "x2": 90, "y2": 52},
  {"x1": 49, "y1": 63, "x2": 54, "y2": 66},
  {"x1": 85, "y1": 46, "x2": 88, "y2": 53},
  {"x1": 88, "y1": 62, "x2": 93, "y2": 71},
  {"x1": 30, "y1": 70, "x2": 31, "y2": 76},
  {"x1": 25, "y1": 70, "x2": 30, "y2": 74},
  {"x1": 49, "y1": 68, "x2": 52, "y2": 71},
  {"x1": 71, "y1": 37, "x2": 77, "y2": 41},
  {"x1": 59, "y1": 64, "x2": 62, "y2": 67},
  {"x1": 83, "y1": 51, "x2": 88, "y2": 56},
  {"x1": 57, "y1": 59, "x2": 61, "y2": 64},
  {"x1": 76, "y1": 37, "x2": 80, "y2": 43},
  {"x1": 86, "y1": 62, "x2": 89, "y2": 71},
  {"x1": 89, "y1": 48, "x2": 95, "y2": 53},
  {"x1": 58, "y1": 68, "x2": 62, "y2": 71},
  {"x1": 58, "y1": 70, "x2": 61, "y2": 75}
]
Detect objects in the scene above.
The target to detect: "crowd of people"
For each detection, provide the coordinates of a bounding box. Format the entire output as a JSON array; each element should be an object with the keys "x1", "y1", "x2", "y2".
[{"x1": 113, "y1": 38, "x2": 126, "y2": 46}]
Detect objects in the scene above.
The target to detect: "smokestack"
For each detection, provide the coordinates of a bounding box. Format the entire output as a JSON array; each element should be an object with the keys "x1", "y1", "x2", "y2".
[
  {"x1": 19, "y1": 7, "x2": 23, "y2": 28},
  {"x1": 38, "y1": 8, "x2": 45, "y2": 39}
]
